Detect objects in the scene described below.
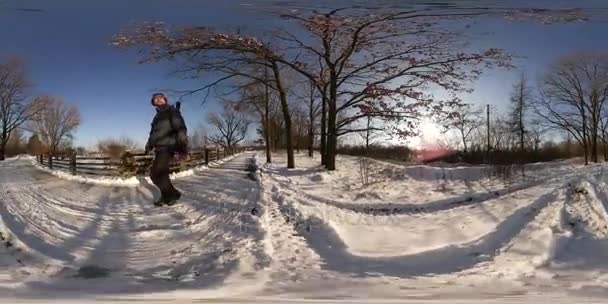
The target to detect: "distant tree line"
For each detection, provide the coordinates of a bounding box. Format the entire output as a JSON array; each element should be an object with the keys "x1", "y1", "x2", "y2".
[{"x1": 436, "y1": 51, "x2": 608, "y2": 166}]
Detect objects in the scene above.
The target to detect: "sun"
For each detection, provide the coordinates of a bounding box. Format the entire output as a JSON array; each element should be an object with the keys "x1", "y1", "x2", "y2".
[{"x1": 410, "y1": 118, "x2": 444, "y2": 149}]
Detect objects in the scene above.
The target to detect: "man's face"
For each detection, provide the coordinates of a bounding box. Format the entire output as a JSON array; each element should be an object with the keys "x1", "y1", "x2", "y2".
[{"x1": 153, "y1": 95, "x2": 167, "y2": 106}]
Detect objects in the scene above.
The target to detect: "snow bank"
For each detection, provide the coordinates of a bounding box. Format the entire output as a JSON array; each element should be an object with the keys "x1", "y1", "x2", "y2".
[
  {"x1": 402, "y1": 164, "x2": 490, "y2": 182},
  {"x1": 4, "y1": 154, "x2": 35, "y2": 161},
  {"x1": 401, "y1": 158, "x2": 583, "y2": 182},
  {"x1": 30, "y1": 153, "x2": 243, "y2": 187},
  {"x1": 32, "y1": 160, "x2": 141, "y2": 187}
]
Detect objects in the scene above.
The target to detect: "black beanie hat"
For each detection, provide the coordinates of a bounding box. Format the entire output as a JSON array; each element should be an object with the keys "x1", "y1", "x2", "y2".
[{"x1": 151, "y1": 93, "x2": 168, "y2": 105}]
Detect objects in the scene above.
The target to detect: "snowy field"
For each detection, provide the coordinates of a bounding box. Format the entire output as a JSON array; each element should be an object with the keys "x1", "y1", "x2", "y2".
[{"x1": 2, "y1": 152, "x2": 608, "y2": 303}]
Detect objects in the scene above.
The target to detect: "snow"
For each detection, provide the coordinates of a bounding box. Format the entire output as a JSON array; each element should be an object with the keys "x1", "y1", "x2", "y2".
[{"x1": 2, "y1": 151, "x2": 608, "y2": 303}]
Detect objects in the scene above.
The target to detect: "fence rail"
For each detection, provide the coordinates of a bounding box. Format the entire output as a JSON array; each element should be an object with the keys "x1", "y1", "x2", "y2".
[{"x1": 37, "y1": 147, "x2": 244, "y2": 177}]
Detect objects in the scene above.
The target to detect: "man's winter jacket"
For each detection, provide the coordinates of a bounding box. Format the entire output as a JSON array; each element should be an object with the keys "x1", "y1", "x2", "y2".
[{"x1": 145, "y1": 104, "x2": 188, "y2": 154}]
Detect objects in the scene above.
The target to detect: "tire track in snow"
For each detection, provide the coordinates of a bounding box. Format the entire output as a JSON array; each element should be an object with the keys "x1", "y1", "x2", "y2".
[
  {"x1": 265, "y1": 168, "x2": 572, "y2": 278},
  {"x1": 0, "y1": 153, "x2": 270, "y2": 296},
  {"x1": 264, "y1": 164, "x2": 602, "y2": 217},
  {"x1": 256, "y1": 167, "x2": 324, "y2": 291}
]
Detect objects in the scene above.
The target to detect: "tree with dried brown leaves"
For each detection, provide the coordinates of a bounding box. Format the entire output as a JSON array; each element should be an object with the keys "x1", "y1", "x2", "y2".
[
  {"x1": 26, "y1": 133, "x2": 44, "y2": 156},
  {"x1": 274, "y1": 6, "x2": 587, "y2": 170},
  {"x1": 28, "y1": 96, "x2": 81, "y2": 155},
  {"x1": 112, "y1": 6, "x2": 587, "y2": 170},
  {"x1": 97, "y1": 136, "x2": 139, "y2": 159}
]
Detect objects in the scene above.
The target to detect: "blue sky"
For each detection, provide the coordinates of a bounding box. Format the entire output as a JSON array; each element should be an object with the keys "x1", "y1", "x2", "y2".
[{"x1": 1, "y1": 0, "x2": 607, "y2": 149}]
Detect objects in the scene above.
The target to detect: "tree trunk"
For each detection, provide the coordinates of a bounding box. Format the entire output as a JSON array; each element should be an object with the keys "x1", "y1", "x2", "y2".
[
  {"x1": 582, "y1": 105, "x2": 589, "y2": 165},
  {"x1": 592, "y1": 131, "x2": 598, "y2": 163},
  {"x1": 308, "y1": 116, "x2": 314, "y2": 158},
  {"x1": 308, "y1": 126, "x2": 314, "y2": 157},
  {"x1": 604, "y1": 140, "x2": 608, "y2": 162},
  {"x1": 326, "y1": 74, "x2": 338, "y2": 171},
  {"x1": 308, "y1": 82, "x2": 315, "y2": 158},
  {"x1": 461, "y1": 129, "x2": 468, "y2": 153},
  {"x1": 591, "y1": 115, "x2": 598, "y2": 163},
  {"x1": 590, "y1": 105, "x2": 597, "y2": 163},
  {"x1": 365, "y1": 115, "x2": 371, "y2": 155},
  {"x1": 272, "y1": 63, "x2": 295, "y2": 169},
  {"x1": 520, "y1": 109, "x2": 525, "y2": 177},
  {"x1": 264, "y1": 68, "x2": 272, "y2": 164},
  {"x1": 0, "y1": 130, "x2": 7, "y2": 161},
  {"x1": 486, "y1": 104, "x2": 490, "y2": 163},
  {"x1": 320, "y1": 95, "x2": 327, "y2": 166},
  {"x1": 326, "y1": 112, "x2": 337, "y2": 171}
]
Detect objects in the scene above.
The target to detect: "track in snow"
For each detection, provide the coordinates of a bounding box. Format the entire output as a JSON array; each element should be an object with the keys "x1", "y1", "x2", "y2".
[
  {"x1": 3, "y1": 153, "x2": 608, "y2": 302},
  {"x1": 257, "y1": 153, "x2": 608, "y2": 297},
  {"x1": 0, "y1": 153, "x2": 269, "y2": 297}
]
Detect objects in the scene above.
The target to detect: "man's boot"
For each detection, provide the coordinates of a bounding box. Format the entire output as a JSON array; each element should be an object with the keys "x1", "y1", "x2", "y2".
[
  {"x1": 153, "y1": 197, "x2": 167, "y2": 207},
  {"x1": 164, "y1": 190, "x2": 182, "y2": 206}
]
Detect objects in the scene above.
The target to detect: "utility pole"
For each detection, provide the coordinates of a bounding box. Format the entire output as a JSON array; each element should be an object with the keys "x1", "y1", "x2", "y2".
[
  {"x1": 486, "y1": 104, "x2": 491, "y2": 163},
  {"x1": 264, "y1": 66, "x2": 271, "y2": 164}
]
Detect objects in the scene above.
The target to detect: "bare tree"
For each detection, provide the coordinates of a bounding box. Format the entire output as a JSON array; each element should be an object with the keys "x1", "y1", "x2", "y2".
[
  {"x1": 207, "y1": 101, "x2": 250, "y2": 153},
  {"x1": 268, "y1": 7, "x2": 584, "y2": 170},
  {"x1": 28, "y1": 96, "x2": 81, "y2": 155},
  {"x1": 441, "y1": 104, "x2": 483, "y2": 153},
  {"x1": 509, "y1": 73, "x2": 532, "y2": 155},
  {"x1": 355, "y1": 114, "x2": 383, "y2": 155},
  {"x1": 527, "y1": 119, "x2": 546, "y2": 154},
  {"x1": 303, "y1": 80, "x2": 321, "y2": 157},
  {"x1": 236, "y1": 75, "x2": 275, "y2": 163},
  {"x1": 0, "y1": 58, "x2": 44, "y2": 160},
  {"x1": 271, "y1": 9, "x2": 514, "y2": 170},
  {"x1": 534, "y1": 52, "x2": 608, "y2": 165},
  {"x1": 189, "y1": 124, "x2": 208, "y2": 149}
]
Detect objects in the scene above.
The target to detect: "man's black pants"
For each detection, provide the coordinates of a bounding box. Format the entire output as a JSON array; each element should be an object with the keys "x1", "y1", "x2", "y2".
[{"x1": 150, "y1": 147, "x2": 179, "y2": 200}]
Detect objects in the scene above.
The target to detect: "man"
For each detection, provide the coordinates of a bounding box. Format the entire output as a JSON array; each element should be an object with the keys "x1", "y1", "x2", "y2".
[{"x1": 145, "y1": 93, "x2": 188, "y2": 206}]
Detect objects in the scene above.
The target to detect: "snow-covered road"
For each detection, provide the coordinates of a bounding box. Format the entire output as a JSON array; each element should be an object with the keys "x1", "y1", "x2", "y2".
[
  {"x1": 2, "y1": 152, "x2": 608, "y2": 303},
  {"x1": 0, "y1": 153, "x2": 269, "y2": 300}
]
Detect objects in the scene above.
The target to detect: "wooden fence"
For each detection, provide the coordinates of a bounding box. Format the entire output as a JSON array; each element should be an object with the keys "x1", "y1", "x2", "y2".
[{"x1": 36, "y1": 147, "x2": 243, "y2": 177}]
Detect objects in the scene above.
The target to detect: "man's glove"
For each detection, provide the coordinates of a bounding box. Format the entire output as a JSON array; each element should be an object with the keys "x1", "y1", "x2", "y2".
[{"x1": 174, "y1": 152, "x2": 188, "y2": 162}]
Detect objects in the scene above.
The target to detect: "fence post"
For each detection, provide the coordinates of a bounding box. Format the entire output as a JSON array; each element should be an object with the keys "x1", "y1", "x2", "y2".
[
  {"x1": 48, "y1": 154, "x2": 53, "y2": 169},
  {"x1": 70, "y1": 152, "x2": 77, "y2": 175},
  {"x1": 216, "y1": 148, "x2": 220, "y2": 161},
  {"x1": 205, "y1": 148, "x2": 210, "y2": 165}
]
